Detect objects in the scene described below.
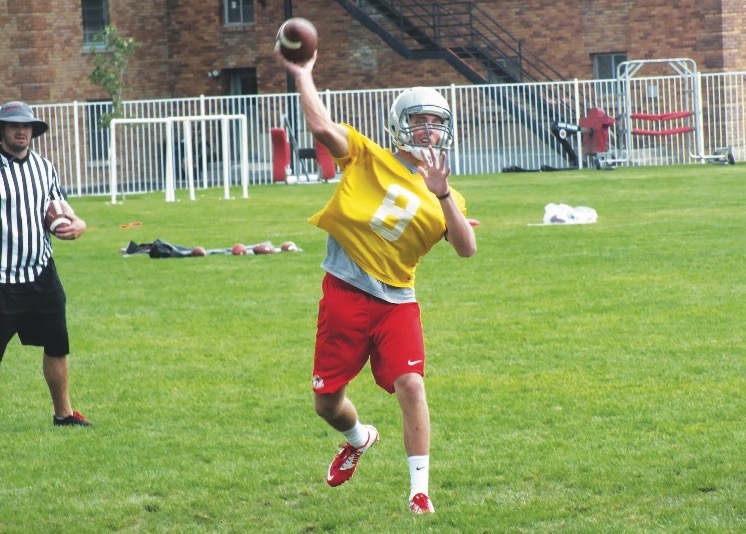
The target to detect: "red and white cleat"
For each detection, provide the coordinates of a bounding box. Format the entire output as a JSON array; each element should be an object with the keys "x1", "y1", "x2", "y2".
[
  {"x1": 326, "y1": 425, "x2": 379, "y2": 487},
  {"x1": 409, "y1": 493, "x2": 435, "y2": 514}
]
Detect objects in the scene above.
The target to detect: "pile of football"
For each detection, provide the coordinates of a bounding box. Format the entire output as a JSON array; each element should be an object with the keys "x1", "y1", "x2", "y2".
[
  {"x1": 275, "y1": 17, "x2": 318, "y2": 63},
  {"x1": 45, "y1": 199, "x2": 74, "y2": 235},
  {"x1": 191, "y1": 241, "x2": 300, "y2": 257}
]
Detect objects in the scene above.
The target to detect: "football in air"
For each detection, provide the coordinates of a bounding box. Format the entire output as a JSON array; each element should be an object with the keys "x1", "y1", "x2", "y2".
[
  {"x1": 45, "y1": 199, "x2": 74, "y2": 234},
  {"x1": 275, "y1": 17, "x2": 318, "y2": 63}
]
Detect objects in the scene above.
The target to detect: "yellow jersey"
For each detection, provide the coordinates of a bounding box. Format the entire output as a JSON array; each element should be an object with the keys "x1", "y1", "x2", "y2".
[{"x1": 309, "y1": 125, "x2": 467, "y2": 288}]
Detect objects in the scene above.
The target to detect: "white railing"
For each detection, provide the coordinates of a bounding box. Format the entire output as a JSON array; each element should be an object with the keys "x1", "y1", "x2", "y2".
[{"x1": 30, "y1": 69, "x2": 745, "y2": 199}]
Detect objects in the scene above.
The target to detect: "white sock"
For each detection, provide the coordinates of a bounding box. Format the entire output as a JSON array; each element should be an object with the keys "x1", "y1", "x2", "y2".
[
  {"x1": 342, "y1": 421, "x2": 369, "y2": 448},
  {"x1": 407, "y1": 455, "x2": 430, "y2": 500}
]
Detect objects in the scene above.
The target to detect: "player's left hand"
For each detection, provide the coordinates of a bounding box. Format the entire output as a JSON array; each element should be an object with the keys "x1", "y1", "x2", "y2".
[{"x1": 417, "y1": 146, "x2": 451, "y2": 198}]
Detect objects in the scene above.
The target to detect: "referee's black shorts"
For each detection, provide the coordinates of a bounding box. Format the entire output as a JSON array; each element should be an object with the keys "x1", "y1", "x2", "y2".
[{"x1": 0, "y1": 259, "x2": 69, "y2": 361}]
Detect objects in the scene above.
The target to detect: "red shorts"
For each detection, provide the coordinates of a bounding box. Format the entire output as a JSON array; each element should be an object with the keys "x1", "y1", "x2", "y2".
[{"x1": 313, "y1": 273, "x2": 425, "y2": 394}]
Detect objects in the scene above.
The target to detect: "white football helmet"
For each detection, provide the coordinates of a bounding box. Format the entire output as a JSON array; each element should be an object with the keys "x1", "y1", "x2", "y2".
[{"x1": 388, "y1": 87, "x2": 454, "y2": 163}]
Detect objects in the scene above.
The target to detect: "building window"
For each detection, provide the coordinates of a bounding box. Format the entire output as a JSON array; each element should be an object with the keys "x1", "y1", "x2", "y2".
[
  {"x1": 229, "y1": 68, "x2": 258, "y2": 96},
  {"x1": 87, "y1": 101, "x2": 112, "y2": 163},
  {"x1": 82, "y1": 0, "x2": 109, "y2": 46},
  {"x1": 225, "y1": 0, "x2": 254, "y2": 24},
  {"x1": 592, "y1": 53, "x2": 627, "y2": 79}
]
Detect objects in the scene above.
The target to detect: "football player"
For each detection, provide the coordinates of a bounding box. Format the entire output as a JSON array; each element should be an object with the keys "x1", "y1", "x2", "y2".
[{"x1": 276, "y1": 50, "x2": 476, "y2": 514}]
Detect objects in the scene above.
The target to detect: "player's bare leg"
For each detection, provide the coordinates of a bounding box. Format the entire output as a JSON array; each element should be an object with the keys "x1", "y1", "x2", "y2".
[
  {"x1": 394, "y1": 373, "x2": 430, "y2": 455},
  {"x1": 314, "y1": 386, "x2": 357, "y2": 431},
  {"x1": 394, "y1": 372, "x2": 435, "y2": 513}
]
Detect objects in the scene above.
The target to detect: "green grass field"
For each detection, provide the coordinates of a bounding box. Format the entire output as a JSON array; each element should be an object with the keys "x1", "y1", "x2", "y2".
[{"x1": 1, "y1": 164, "x2": 744, "y2": 533}]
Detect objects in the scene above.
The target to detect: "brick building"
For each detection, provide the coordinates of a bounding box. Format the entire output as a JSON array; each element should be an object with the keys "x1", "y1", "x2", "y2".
[{"x1": 1, "y1": 0, "x2": 744, "y2": 105}]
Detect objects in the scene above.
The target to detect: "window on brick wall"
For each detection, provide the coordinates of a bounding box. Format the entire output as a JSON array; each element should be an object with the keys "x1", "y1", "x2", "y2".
[
  {"x1": 229, "y1": 68, "x2": 258, "y2": 96},
  {"x1": 225, "y1": 0, "x2": 254, "y2": 24},
  {"x1": 87, "y1": 101, "x2": 112, "y2": 164},
  {"x1": 82, "y1": 0, "x2": 109, "y2": 47},
  {"x1": 592, "y1": 53, "x2": 627, "y2": 79}
]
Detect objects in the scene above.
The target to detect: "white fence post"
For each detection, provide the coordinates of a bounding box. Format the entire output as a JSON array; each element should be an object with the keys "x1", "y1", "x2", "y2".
[
  {"x1": 183, "y1": 119, "x2": 195, "y2": 201},
  {"x1": 73, "y1": 101, "x2": 83, "y2": 196},
  {"x1": 109, "y1": 119, "x2": 118, "y2": 204},
  {"x1": 573, "y1": 79, "x2": 583, "y2": 169},
  {"x1": 240, "y1": 115, "x2": 249, "y2": 198},
  {"x1": 165, "y1": 119, "x2": 176, "y2": 202},
  {"x1": 450, "y1": 83, "x2": 461, "y2": 176},
  {"x1": 221, "y1": 117, "x2": 230, "y2": 199}
]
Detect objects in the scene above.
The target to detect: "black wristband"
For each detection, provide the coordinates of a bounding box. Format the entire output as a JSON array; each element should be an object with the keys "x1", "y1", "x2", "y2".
[{"x1": 436, "y1": 190, "x2": 451, "y2": 200}]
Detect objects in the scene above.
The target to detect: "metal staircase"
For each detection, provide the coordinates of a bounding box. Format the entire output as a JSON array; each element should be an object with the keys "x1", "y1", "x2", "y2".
[
  {"x1": 334, "y1": 0, "x2": 582, "y2": 168},
  {"x1": 333, "y1": 0, "x2": 565, "y2": 84}
]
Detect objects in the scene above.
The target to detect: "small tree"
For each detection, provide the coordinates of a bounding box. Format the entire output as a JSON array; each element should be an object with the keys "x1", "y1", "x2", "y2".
[{"x1": 88, "y1": 26, "x2": 141, "y2": 127}]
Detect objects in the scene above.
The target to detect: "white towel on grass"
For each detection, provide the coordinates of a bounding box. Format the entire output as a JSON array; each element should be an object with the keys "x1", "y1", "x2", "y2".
[{"x1": 542, "y1": 203, "x2": 597, "y2": 225}]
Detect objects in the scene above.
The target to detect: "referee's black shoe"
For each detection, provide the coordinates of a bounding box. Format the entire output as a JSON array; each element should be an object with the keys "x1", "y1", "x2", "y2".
[{"x1": 53, "y1": 411, "x2": 92, "y2": 427}]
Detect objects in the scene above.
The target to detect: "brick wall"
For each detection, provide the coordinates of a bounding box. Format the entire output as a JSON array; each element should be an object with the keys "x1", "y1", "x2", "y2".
[
  {"x1": 474, "y1": 0, "x2": 745, "y2": 78},
  {"x1": 160, "y1": 0, "x2": 470, "y2": 98},
  {"x1": 722, "y1": 0, "x2": 746, "y2": 70},
  {"x1": 1, "y1": 0, "x2": 742, "y2": 105}
]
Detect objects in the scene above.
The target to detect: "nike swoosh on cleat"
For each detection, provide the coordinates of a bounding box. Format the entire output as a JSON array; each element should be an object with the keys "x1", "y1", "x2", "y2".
[{"x1": 407, "y1": 359, "x2": 423, "y2": 366}]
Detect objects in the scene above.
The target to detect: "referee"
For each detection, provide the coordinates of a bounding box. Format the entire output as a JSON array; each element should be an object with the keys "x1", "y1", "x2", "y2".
[{"x1": 0, "y1": 101, "x2": 91, "y2": 426}]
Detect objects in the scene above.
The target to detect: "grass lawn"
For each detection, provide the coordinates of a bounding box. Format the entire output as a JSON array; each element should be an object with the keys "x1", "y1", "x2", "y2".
[{"x1": 1, "y1": 164, "x2": 744, "y2": 533}]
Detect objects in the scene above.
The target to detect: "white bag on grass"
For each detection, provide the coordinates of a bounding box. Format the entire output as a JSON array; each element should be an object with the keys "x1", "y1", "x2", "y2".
[{"x1": 543, "y1": 203, "x2": 597, "y2": 224}]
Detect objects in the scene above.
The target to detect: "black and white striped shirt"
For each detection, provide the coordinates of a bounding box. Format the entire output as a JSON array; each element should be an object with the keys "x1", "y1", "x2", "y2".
[{"x1": 0, "y1": 148, "x2": 64, "y2": 284}]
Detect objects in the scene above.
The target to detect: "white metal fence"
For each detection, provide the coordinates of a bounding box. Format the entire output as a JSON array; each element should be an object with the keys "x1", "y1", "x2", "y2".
[{"x1": 30, "y1": 68, "x2": 745, "y2": 199}]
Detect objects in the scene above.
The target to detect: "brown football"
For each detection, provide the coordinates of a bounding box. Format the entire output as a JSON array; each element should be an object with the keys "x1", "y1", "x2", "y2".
[
  {"x1": 275, "y1": 18, "x2": 318, "y2": 63},
  {"x1": 252, "y1": 243, "x2": 275, "y2": 255},
  {"x1": 45, "y1": 199, "x2": 74, "y2": 234},
  {"x1": 231, "y1": 243, "x2": 247, "y2": 255}
]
